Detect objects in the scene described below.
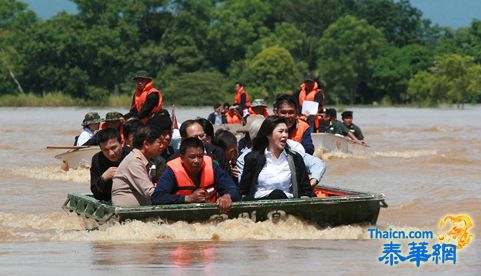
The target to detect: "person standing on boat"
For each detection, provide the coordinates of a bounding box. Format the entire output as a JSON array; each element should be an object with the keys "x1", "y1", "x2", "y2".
[
  {"x1": 294, "y1": 75, "x2": 325, "y2": 114},
  {"x1": 111, "y1": 125, "x2": 164, "y2": 206},
  {"x1": 208, "y1": 103, "x2": 227, "y2": 125},
  {"x1": 325, "y1": 108, "x2": 364, "y2": 144},
  {"x1": 273, "y1": 95, "x2": 314, "y2": 154},
  {"x1": 341, "y1": 111, "x2": 365, "y2": 141},
  {"x1": 239, "y1": 116, "x2": 313, "y2": 200},
  {"x1": 123, "y1": 71, "x2": 163, "y2": 123},
  {"x1": 90, "y1": 128, "x2": 131, "y2": 201},
  {"x1": 233, "y1": 82, "x2": 251, "y2": 116},
  {"x1": 76, "y1": 112, "x2": 103, "y2": 146},
  {"x1": 151, "y1": 137, "x2": 240, "y2": 213}
]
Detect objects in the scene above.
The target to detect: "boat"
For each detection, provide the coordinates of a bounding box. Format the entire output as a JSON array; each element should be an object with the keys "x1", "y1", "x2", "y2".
[
  {"x1": 62, "y1": 185, "x2": 387, "y2": 230},
  {"x1": 312, "y1": 133, "x2": 368, "y2": 156},
  {"x1": 53, "y1": 146, "x2": 100, "y2": 170}
]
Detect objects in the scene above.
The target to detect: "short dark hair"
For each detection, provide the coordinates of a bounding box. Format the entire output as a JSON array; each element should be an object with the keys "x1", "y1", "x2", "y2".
[
  {"x1": 123, "y1": 119, "x2": 143, "y2": 139},
  {"x1": 133, "y1": 125, "x2": 161, "y2": 149},
  {"x1": 97, "y1": 128, "x2": 121, "y2": 144},
  {"x1": 326, "y1": 108, "x2": 337, "y2": 118},
  {"x1": 196, "y1": 118, "x2": 214, "y2": 139},
  {"x1": 214, "y1": 129, "x2": 237, "y2": 150},
  {"x1": 214, "y1": 103, "x2": 221, "y2": 110},
  {"x1": 179, "y1": 137, "x2": 204, "y2": 155},
  {"x1": 273, "y1": 94, "x2": 297, "y2": 111},
  {"x1": 223, "y1": 102, "x2": 230, "y2": 108},
  {"x1": 179, "y1": 119, "x2": 201, "y2": 139},
  {"x1": 252, "y1": 116, "x2": 288, "y2": 153},
  {"x1": 235, "y1": 81, "x2": 243, "y2": 87}
]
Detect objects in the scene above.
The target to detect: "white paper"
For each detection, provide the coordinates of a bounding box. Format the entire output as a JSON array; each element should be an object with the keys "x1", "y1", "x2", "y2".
[{"x1": 301, "y1": 100, "x2": 319, "y2": 115}]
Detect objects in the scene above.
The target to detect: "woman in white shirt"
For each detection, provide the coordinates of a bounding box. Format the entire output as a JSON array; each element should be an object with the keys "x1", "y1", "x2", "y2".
[{"x1": 239, "y1": 116, "x2": 313, "y2": 200}]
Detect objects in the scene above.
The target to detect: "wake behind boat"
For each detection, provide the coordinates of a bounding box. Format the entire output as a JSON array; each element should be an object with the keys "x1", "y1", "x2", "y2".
[
  {"x1": 53, "y1": 146, "x2": 100, "y2": 169},
  {"x1": 63, "y1": 185, "x2": 387, "y2": 230},
  {"x1": 312, "y1": 133, "x2": 368, "y2": 156}
]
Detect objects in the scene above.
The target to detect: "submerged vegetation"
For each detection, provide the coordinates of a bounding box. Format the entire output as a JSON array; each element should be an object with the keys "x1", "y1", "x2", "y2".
[{"x1": 1, "y1": 0, "x2": 481, "y2": 107}]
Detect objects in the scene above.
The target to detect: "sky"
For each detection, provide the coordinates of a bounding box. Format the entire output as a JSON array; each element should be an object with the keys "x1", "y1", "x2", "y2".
[{"x1": 21, "y1": 0, "x2": 481, "y2": 29}]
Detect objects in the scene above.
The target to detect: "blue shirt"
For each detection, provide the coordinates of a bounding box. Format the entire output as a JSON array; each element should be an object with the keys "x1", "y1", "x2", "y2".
[{"x1": 151, "y1": 162, "x2": 241, "y2": 204}]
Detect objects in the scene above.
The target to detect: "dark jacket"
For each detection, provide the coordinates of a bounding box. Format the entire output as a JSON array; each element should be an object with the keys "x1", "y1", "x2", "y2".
[
  {"x1": 90, "y1": 146, "x2": 131, "y2": 201},
  {"x1": 239, "y1": 147, "x2": 313, "y2": 198},
  {"x1": 207, "y1": 112, "x2": 228, "y2": 125}
]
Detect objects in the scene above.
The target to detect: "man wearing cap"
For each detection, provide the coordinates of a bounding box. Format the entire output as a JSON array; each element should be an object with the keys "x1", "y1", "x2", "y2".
[
  {"x1": 233, "y1": 82, "x2": 251, "y2": 116},
  {"x1": 325, "y1": 108, "x2": 364, "y2": 143},
  {"x1": 76, "y1": 112, "x2": 103, "y2": 146},
  {"x1": 207, "y1": 103, "x2": 227, "y2": 125},
  {"x1": 248, "y1": 99, "x2": 269, "y2": 118},
  {"x1": 90, "y1": 128, "x2": 131, "y2": 201},
  {"x1": 295, "y1": 75, "x2": 325, "y2": 115},
  {"x1": 273, "y1": 95, "x2": 315, "y2": 154},
  {"x1": 124, "y1": 70, "x2": 163, "y2": 123},
  {"x1": 225, "y1": 105, "x2": 242, "y2": 124},
  {"x1": 101, "y1": 111, "x2": 124, "y2": 142},
  {"x1": 342, "y1": 111, "x2": 364, "y2": 141}
]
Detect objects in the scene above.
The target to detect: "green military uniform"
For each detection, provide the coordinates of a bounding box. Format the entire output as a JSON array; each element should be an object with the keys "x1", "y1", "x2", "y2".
[
  {"x1": 327, "y1": 120, "x2": 350, "y2": 136},
  {"x1": 347, "y1": 123, "x2": 364, "y2": 140}
]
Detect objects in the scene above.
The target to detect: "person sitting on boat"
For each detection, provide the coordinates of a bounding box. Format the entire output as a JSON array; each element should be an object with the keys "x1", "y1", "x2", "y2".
[
  {"x1": 214, "y1": 129, "x2": 239, "y2": 184},
  {"x1": 223, "y1": 102, "x2": 230, "y2": 115},
  {"x1": 248, "y1": 99, "x2": 269, "y2": 118},
  {"x1": 233, "y1": 81, "x2": 251, "y2": 116},
  {"x1": 75, "y1": 112, "x2": 103, "y2": 146},
  {"x1": 225, "y1": 105, "x2": 243, "y2": 124},
  {"x1": 122, "y1": 119, "x2": 143, "y2": 148},
  {"x1": 273, "y1": 95, "x2": 314, "y2": 154},
  {"x1": 239, "y1": 116, "x2": 313, "y2": 200},
  {"x1": 310, "y1": 108, "x2": 330, "y2": 133},
  {"x1": 237, "y1": 115, "x2": 326, "y2": 189},
  {"x1": 151, "y1": 137, "x2": 241, "y2": 213},
  {"x1": 101, "y1": 111, "x2": 124, "y2": 142},
  {"x1": 123, "y1": 71, "x2": 163, "y2": 123},
  {"x1": 90, "y1": 128, "x2": 131, "y2": 201},
  {"x1": 208, "y1": 103, "x2": 227, "y2": 125},
  {"x1": 177, "y1": 119, "x2": 231, "y2": 173},
  {"x1": 111, "y1": 125, "x2": 164, "y2": 206},
  {"x1": 341, "y1": 111, "x2": 365, "y2": 141},
  {"x1": 325, "y1": 108, "x2": 364, "y2": 144}
]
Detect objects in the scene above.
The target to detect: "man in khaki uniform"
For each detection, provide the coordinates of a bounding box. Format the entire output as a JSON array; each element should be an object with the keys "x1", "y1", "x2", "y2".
[{"x1": 111, "y1": 125, "x2": 164, "y2": 206}]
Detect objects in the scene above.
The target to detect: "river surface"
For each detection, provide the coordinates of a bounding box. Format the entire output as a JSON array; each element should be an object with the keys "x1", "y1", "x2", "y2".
[{"x1": 0, "y1": 106, "x2": 480, "y2": 275}]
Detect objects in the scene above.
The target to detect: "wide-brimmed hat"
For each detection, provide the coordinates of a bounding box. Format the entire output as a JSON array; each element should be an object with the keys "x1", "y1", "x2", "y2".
[
  {"x1": 82, "y1": 112, "x2": 103, "y2": 126},
  {"x1": 105, "y1": 111, "x2": 123, "y2": 122},
  {"x1": 237, "y1": 115, "x2": 265, "y2": 133},
  {"x1": 132, "y1": 70, "x2": 152, "y2": 81},
  {"x1": 228, "y1": 105, "x2": 238, "y2": 110},
  {"x1": 251, "y1": 99, "x2": 267, "y2": 107}
]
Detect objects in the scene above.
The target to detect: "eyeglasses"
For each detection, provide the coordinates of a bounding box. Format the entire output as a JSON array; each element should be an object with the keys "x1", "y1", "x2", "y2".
[{"x1": 191, "y1": 133, "x2": 206, "y2": 140}]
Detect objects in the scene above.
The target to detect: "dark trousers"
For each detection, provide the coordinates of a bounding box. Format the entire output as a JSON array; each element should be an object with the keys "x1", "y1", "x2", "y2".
[{"x1": 243, "y1": 189, "x2": 288, "y2": 201}]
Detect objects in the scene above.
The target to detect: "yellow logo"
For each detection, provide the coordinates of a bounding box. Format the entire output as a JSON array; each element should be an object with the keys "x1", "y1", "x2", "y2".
[{"x1": 438, "y1": 214, "x2": 474, "y2": 249}]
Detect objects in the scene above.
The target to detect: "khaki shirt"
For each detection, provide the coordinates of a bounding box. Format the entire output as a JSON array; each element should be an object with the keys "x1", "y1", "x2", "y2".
[{"x1": 112, "y1": 148, "x2": 154, "y2": 206}]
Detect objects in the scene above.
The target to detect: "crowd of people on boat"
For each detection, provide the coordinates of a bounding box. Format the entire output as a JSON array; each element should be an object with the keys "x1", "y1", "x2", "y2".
[{"x1": 75, "y1": 71, "x2": 366, "y2": 211}]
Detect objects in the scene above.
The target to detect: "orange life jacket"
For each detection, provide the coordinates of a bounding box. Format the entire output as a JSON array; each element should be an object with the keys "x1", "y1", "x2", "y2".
[
  {"x1": 248, "y1": 107, "x2": 269, "y2": 117},
  {"x1": 226, "y1": 112, "x2": 242, "y2": 124},
  {"x1": 289, "y1": 119, "x2": 310, "y2": 143},
  {"x1": 167, "y1": 156, "x2": 217, "y2": 203},
  {"x1": 234, "y1": 87, "x2": 251, "y2": 108},
  {"x1": 298, "y1": 82, "x2": 324, "y2": 110},
  {"x1": 132, "y1": 81, "x2": 163, "y2": 122}
]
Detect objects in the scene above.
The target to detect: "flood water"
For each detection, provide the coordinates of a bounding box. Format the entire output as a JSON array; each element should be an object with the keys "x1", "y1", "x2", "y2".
[{"x1": 0, "y1": 106, "x2": 480, "y2": 275}]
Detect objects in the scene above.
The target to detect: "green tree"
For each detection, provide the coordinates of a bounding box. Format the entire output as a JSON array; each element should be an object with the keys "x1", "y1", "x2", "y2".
[
  {"x1": 372, "y1": 44, "x2": 433, "y2": 103},
  {"x1": 318, "y1": 15, "x2": 387, "y2": 104},
  {"x1": 249, "y1": 46, "x2": 300, "y2": 98}
]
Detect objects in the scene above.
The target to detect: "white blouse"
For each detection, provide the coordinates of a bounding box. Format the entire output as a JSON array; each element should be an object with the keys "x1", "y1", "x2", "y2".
[{"x1": 254, "y1": 149, "x2": 293, "y2": 199}]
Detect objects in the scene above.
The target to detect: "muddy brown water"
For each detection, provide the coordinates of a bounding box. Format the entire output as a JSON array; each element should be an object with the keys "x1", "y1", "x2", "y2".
[{"x1": 0, "y1": 106, "x2": 480, "y2": 274}]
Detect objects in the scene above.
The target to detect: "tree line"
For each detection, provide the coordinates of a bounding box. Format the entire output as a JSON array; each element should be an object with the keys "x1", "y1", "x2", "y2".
[{"x1": 1, "y1": 0, "x2": 481, "y2": 106}]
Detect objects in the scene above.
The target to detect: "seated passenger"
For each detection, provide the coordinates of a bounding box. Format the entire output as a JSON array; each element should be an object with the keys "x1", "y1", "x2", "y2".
[
  {"x1": 237, "y1": 115, "x2": 326, "y2": 189},
  {"x1": 225, "y1": 106, "x2": 243, "y2": 124},
  {"x1": 122, "y1": 119, "x2": 143, "y2": 148},
  {"x1": 101, "y1": 111, "x2": 124, "y2": 142},
  {"x1": 214, "y1": 129, "x2": 239, "y2": 183},
  {"x1": 326, "y1": 108, "x2": 364, "y2": 144},
  {"x1": 76, "y1": 112, "x2": 103, "y2": 146},
  {"x1": 111, "y1": 125, "x2": 163, "y2": 206},
  {"x1": 341, "y1": 111, "x2": 365, "y2": 141},
  {"x1": 208, "y1": 103, "x2": 227, "y2": 125},
  {"x1": 90, "y1": 128, "x2": 131, "y2": 201},
  {"x1": 151, "y1": 137, "x2": 241, "y2": 213},
  {"x1": 248, "y1": 99, "x2": 269, "y2": 118},
  {"x1": 239, "y1": 116, "x2": 313, "y2": 200}
]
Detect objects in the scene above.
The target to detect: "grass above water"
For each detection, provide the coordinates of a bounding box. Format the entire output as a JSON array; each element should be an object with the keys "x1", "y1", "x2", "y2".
[{"x1": 0, "y1": 93, "x2": 132, "y2": 107}]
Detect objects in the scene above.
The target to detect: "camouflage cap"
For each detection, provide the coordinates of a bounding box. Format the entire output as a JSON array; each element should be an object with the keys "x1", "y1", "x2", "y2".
[
  {"x1": 132, "y1": 70, "x2": 152, "y2": 81},
  {"x1": 105, "y1": 111, "x2": 123, "y2": 122},
  {"x1": 82, "y1": 112, "x2": 103, "y2": 126},
  {"x1": 251, "y1": 98, "x2": 267, "y2": 107}
]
